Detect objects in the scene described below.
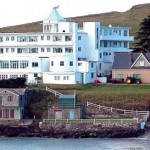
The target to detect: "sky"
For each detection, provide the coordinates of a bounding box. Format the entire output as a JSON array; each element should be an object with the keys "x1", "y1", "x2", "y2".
[{"x1": 0, "y1": 0, "x2": 149, "y2": 28}]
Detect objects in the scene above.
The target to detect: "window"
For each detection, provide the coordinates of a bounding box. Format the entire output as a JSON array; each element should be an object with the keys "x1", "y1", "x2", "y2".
[
  {"x1": 3, "y1": 109, "x2": 9, "y2": 118},
  {"x1": 47, "y1": 48, "x2": 50, "y2": 52},
  {"x1": 109, "y1": 52, "x2": 111, "y2": 55},
  {"x1": 118, "y1": 73, "x2": 124, "y2": 78},
  {"x1": 11, "y1": 48, "x2": 15, "y2": 53},
  {"x1": 0, "y1": 61, "x2": 9, "y2": 69},
  {"x1": 6, "y1": 36, "x2": 9, "y2": 41},
  {"x1": 29, "y1": 36, "x2": 38, "y2": 42},
  {"x1": 41, "y1": 48, "x2": 44, "y2": 52},
  {"x1": 78, "y1": 36, "x2": 81, "y2": 40},
  {"x1": 119, "y1": 30, "x2": 121, "y2": 36},
  {"x1": 51, "y1": 61, "x2": 54, "y2": 66},
  {"x1": 104, "y1": 41, "x2": 107, "y2": 47},
  {"x1": 113, "y1": 29, "x2": 117, "y2": 35},
  {"x1": 6, "y1": 48, "x2": 9, "y2": 53},
  {"x1": 113, "y1": 41, "x2": 117, "y2": 47},
  {"x1": 60, "y1": 61, "x2": 64, "y2": 66},
  {"x1": 11, "y1": 36, "x2": 15, "y2": 41},
  {"x1": 0, "y1": 37, "x2": 3, "y2": 42},
  {"x1": 140, "y1": 58, "x2": 144, "y2": 66},
  {"x1": 53, "y1": 48, "x2": 62, "y2": 53},
  {"x1": 41, "y1": 36, "x2": 44, "y2": 40},
  {"x1": 0, "y1": 48, "x2": 3, "y2": 53},
  {"x1": 109, "y1": 30, "x2": 112, "y2": 35},
  {"x1": 124, "y1": 30, "x2": 128, "y2": 36},
  {"x1": 70, "y1": 61, "x2": 73, "y2": 66},
  {"x1": 118, "y1": 41, "x2": 122, "y2": 47},
  {"x1": 100, "y1": 53, "x2": 102, "y2": 58},
  {"x1": 91, "y1": 73, "x2": 94, "y2": 78},
  {"x1": 34, "y1": 73, "x2": 38, "y2": 77},
  {"x1": 54, "y1": 76, "x2": 60, "y2": 80},
  {"x1": 32, "y1": 62, "x2": 38, "y2": 67},
  {"x1": 124, "y1": 42, "x2": 128, "y2": 48},
  {"x1": 20, "y1": 60, "x2": 28, "y2": 68},
  {"x1": 10, "y1": 61, "x2": 19, "y2": 68},
  {"x1": 91, "y1": 63, "x2": 94, "y2": 68},
  {"x1": 78, "y1": 47, "x2": 81, "y2": 52},
  {"x1": 8, "y1": 96, "x2": 13, "y2": 102},
  {"x1": 99, "y1": 63, "x2": 102, "y2": 70},
  {"x1": 17, "y1": 48, "x2": 28, "y2": 54},
  {"x1": 53, "y1": 36, "x2": 62, "y2": 41},
  {"x1": 17, "y1": 36, "x2": 28, "y2": 42},
  {"x1": 0, "y1": 96, "x2": 2, "y2": 105},
  {"x1": 63, "y1": 76, "x2": 69, "y2": 80},
  {"x1": 78, "y1": 63, "x2": 82, "y2": 66},
  {"x1": 29, "y1": 48, "x2": 38, "y2": 53},
  {"x1": 65, "y1": 47, "x2": 73, "y2": 53},
  {"x1": 104, "y1": 29, "x2": 108, "y2": 36},
  {"x1": 65, "y1": 36, "x2": 72, "y2": 41},
  {"x1": 47, "y1": 36, "x2": 50, "y2": 40}
]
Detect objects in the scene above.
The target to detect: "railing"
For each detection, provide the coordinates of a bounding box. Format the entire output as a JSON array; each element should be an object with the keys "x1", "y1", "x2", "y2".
[
  {"x1": 43, "y1": 118, "x2": 139, "y2": 124},
  {"x1": 87, "y1": 101, "x2": 150, "y2": 122},
  {"x1": 46, "y1": 87, "x2": 63, "y2": 96}
]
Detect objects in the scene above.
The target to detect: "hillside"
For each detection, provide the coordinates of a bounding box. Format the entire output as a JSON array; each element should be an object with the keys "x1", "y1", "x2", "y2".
[{"x1": 0, "y1": 3, "x2": 149, "y2": 38}]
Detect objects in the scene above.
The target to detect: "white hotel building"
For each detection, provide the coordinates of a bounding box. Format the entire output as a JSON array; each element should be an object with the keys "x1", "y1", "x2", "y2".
[{"x1": 0, "y1": 9, "x2": 134, "y2": 84}]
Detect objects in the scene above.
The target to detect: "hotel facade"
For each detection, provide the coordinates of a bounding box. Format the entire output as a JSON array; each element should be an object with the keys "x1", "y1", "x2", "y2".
[{"x1": 0, "y1": 9, "x2": 134, "y2": 84}]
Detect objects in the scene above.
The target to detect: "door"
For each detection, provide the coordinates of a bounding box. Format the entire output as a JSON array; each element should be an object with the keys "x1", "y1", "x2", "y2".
[
  {"x1": 81, "y1": 73, "x2": 84, "y2": 84},
  {"x1": 69, "y1": 110, "x2": 75, "y2": 120},
  {"x1": 55, "y1": 111, "x2": 62, "y2": 119},
  {"x1": 10, "y1": 109, "x2": 14, "y2": 119}
]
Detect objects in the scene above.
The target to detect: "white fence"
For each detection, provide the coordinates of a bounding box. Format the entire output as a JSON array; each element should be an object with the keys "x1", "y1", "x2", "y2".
[
  {"x1": 87, "y1": 101, "x2": 149, "y2": 122},
  {"x1": 46, "y1": 87, "x2": 63, "y2": 96}
]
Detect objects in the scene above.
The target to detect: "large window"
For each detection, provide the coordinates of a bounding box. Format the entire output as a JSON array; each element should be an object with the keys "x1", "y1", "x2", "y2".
[
  {"x1": 53, "y1": 36, "x2": 62, "y2": 41},
  {"x1": 29, "y1": 48, "x2": 38, "y2": 53},
  {"x1": 53, "y1": 48, "x2": 62, "y2": 53},
  {"x1": 17, "y1": 48, "x2": 28, "y2": 54},
  {"x1": 118, "y1": 73, "x2": 124, "y2": 78},
  {"x1": 65, "y1": 36, "x2": 72, "y2": 41},
  {"x1": 20, "y1": 60, "x2": 28, "y2": 68},
  {"x1": 0, "y1": 61, "x2": 9, "y2": 69},
  {"x1": 65, "y1": 47, "x2": 73, "y2": 53},
  {"x1": 17, "y1": 36, "x2": 28, "y2": 42},
  {"x1": 10, "y1": 61, "x2": 19, "y2": 68},
  {"x1": 29, "y1": 36, "x2": 38, "y2": 42}
]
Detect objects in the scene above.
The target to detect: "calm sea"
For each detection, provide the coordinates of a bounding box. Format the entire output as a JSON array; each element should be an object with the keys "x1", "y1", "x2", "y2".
[{"x1": 0, "y1": 137, "x2": 149, "y2": 150}]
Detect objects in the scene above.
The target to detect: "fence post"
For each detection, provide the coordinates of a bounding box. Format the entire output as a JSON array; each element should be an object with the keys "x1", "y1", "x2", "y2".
[
  {"x1": 136, "y1": 118, "x2": 139, "y2": 123},
  {"x1": 111, "y1": 107, "x2": 113, "y2": 112},
  {"x1": 94, "y1": 119, "x2": 95, "y2": 124},
  {"x1": 121, "y1": 119, "x2": 123, "y2": 123},
  {"x1": 55, "y1": 119, "x2": 56, "y2": 123}
]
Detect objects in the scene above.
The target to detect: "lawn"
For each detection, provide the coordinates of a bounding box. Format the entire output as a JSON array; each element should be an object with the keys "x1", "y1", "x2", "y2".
[{"x1": 27, "y1": 84, "x2": 150, "y2": 111}]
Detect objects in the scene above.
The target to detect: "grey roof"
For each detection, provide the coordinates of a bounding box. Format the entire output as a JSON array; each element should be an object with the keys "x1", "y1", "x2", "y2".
[
  {"x1": 112, "y1": 52, "x2": 150, "y2": 69},
  {"x1": 59, "y1": 95, "x2": 75, "y2": 99},
  {"x1": 0, "y1": 88, "x2": 27, "y2": 95}
]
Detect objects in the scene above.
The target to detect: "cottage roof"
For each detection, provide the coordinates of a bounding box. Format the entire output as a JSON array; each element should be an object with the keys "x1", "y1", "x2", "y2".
[
  {"x1": 0, "y1": 88, "x2": 27, "y2": 96},
  {"x1": 112, "y1": 52, "x2": 150, "y2": 69},
  {"x1": 45, "y1": 9, "x2": 66, "y2": 22}
]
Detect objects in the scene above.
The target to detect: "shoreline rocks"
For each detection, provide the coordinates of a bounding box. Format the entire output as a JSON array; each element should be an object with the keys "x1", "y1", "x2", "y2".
[{"x1": 0, "y1": 122, "x2": 145, "y2": 138}]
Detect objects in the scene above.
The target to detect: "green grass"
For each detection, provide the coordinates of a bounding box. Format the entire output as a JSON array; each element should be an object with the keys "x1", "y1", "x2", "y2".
[{"x1": 27, "y1": 84, "x2": 150, "y2": 111}]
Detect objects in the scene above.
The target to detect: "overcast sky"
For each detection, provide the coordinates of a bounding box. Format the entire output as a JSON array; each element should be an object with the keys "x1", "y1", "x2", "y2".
[{"x1": 0, "y1": 0, "x2": 149, "y2": 27}]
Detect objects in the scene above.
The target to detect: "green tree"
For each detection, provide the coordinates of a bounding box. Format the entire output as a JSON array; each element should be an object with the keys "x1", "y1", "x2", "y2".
[{"x1": 133, "y1": 16, "x2": 150, "y2": 52}]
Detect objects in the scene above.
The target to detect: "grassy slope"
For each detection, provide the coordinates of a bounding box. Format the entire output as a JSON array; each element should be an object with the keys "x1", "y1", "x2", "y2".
[{"x1": 28, "y1": 84, "x2": 150, "y2": 111}]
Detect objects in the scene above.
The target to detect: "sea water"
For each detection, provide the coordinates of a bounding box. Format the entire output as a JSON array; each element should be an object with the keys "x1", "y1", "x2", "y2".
[{"x1": 0, "y1": 137, "x2": 149, "y2": 150}]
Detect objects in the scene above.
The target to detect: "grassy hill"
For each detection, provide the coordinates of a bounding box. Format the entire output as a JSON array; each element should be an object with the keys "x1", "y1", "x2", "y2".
[{"x1": 0, "y1": 3, "x2": 149, "y2": 39}]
